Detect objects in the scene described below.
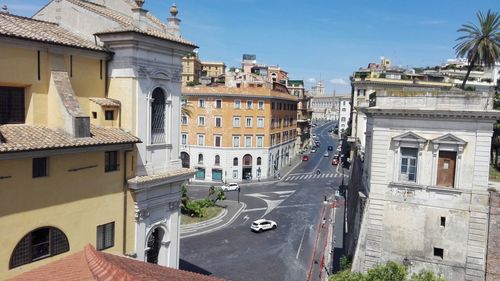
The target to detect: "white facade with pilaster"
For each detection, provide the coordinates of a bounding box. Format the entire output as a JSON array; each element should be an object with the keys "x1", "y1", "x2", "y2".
[{"x1": 351, "y1": 90, "x2": 499, "y2": 281}]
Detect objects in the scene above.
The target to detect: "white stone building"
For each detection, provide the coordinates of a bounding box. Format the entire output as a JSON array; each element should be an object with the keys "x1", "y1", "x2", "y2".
[
  {"x1": 349, "y1": 89, "x2": 499, "y2": 281},
  {"x1": 311, "y1": 96, "x2": 338, "y2": 121},
  {"x1": 338, "y1": 96, "x2": 351, "y2": 136},
  {"x1": 35, "y1": 0, "x2": 196, "y2": 268}
]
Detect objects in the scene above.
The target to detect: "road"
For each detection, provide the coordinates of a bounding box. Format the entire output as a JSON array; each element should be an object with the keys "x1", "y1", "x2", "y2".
[{"x1": 180, "y1": 122, "x2": 346, "y2": 281}]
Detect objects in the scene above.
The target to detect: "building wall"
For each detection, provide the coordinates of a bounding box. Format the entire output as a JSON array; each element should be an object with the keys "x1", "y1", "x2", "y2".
[
  {"x1": 0, "y1": 149, "x2": 135, "y2": 280},
  {"x1": 352, "y1": 113, "x2": 495, "y2": 281},
  {"x1": 0, "y1": 43, "x2": 106, "y2": 127}
]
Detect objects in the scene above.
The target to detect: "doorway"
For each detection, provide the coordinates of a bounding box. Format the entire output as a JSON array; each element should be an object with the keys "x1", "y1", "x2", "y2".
[{"x1": 146, "y1": 227, "x2": 165, "y2": 264}]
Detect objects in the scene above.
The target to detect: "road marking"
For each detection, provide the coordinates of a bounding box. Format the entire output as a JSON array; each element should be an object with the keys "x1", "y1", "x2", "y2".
[
  {"x1": 245, "y1": 190, "x2": 296, "y2": 217},
  {"x1": 242, "y1": 207, "x2": 267, "y2": 213},
  {"x1": 242, "y1": 215, "x2": 249, "y2": 223},
  {"x1": 296, "y1": 225, "x2": 308, "y2": 259}
]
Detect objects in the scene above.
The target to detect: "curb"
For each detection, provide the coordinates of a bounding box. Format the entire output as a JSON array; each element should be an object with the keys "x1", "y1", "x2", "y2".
[
  {"x1": 180, "y1": 201, "x2": 247, "y2": 239},
  {"x1": 180, "y1": 208, "x2": 228, "y2": 231}
]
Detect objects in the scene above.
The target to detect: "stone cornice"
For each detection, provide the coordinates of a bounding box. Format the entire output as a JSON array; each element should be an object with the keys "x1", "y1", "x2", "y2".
[
  {"x1": 183, "y1": 92, "x2": 298, "y2": 102},
  {"x1": 361, "y1": 108, "x2": 500, "y2": 120}
]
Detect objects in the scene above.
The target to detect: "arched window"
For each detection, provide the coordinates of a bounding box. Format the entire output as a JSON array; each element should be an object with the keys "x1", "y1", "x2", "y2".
[
  {"x1": 10, "y1": 227, "x2": 69, "y2": 269},
  {"x1": 257, "y1": 157, "x2": 262, "y2": 165},
  {"x1": 151, "y1": 88, "x2": 166, "y2": 144},
  {"x1": 233, "y1": 157, "x2": 238, "y2": 166},
  {"x1": 341, "y1": 117, "x2": 346, "y2": 122},
  {"x1": 215, "y1": 155, "x2": 220, "y2": 165},
  {"x1": 243, "y1": 154, "x2": 252, "y2": 166},
  {"x1": 198, "y1": 154, "x2": 203, "y2": 164}
]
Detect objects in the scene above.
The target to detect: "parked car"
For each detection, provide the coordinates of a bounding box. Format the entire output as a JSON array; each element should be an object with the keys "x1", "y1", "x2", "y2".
[
  {"x1": 221, "y1": 183, "x2": 240, "y2": 191},
  {"x1": 251, "y1": 219, "x2": 277, "y2": 233},
  {"x1": 327, "y1": 145, "x2": 334, "y2": 151},
  {"x1": 302, "y1": 155, "x2": 309, "y2": 161},
  {"x1": 328, "y1": 129, "x2": 333, "y2": 132},
  {"x1": 332, "y1": 157, "x2": 339, "y2": 165},
  {"x1": 311, "y1": 148, "x2": 317, "y2": 153},
  {"x1": 315, "y1": 141, "x2": 321, "y2": 147},
  {"x1": 323, "y1": 152, "x2": 329, "y2": 157},
  {"x1": 312, "y1": 134, "x2": 317, "y2": 138}
]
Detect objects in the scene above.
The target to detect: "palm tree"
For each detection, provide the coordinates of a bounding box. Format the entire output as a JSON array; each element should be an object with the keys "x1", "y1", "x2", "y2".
[
  {"x1": 454, "y1": 10, "x2": 500, "y2": 89},
  {"x1": 181, "y1": 95, "x2": 193, "y2": 118}
]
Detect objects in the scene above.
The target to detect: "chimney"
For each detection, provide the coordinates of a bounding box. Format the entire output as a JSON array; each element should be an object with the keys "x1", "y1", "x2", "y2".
[
  {"x1": 1, "y1": 5, "x2": 9, "y2": 14},
  {"x1": 132, "y1": 0, "x2": 148, "y2": 29},
  {"x1": 166, "y1": 3, "x2": 181, "y2": 36}
]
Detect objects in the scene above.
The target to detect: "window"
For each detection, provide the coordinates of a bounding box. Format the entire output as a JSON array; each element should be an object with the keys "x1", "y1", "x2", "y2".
[
  {"x1": 437, "y1": 151, "x2": 456, "y2": 188},
  {"x1": 257, "y1": 136, "x2": 264, "y2": 147},
  {"x1": 341, "y1": 117, "x2": 346, "y2": 122},
  {"x1": 198, "y1": 99, "x2": 205, "y2": 108},
  {"x1": 181, "y1": 115, "x2": 188, "y2": 125},
  {"x1": 233, "y1": 170, "x2": 238, "y2": 178},
  {"x1": 271, "y1": 102, "x2": 275, "y2": 110},
  {"x1": 214, "y1": 135, "x2": 222, "y2": 147},
  {"x1": 233, "y1": 136, "x2": 240, "y2": 147},
  {"x1": 92, "y1": 112, "x2": 97, "y2": 119},
  {"x1": 433, "y1": 247, "x2": 444, "y2": 259},
  {"x1": 400, "y1": 148, "x2": 417, "y2": 182},
  {"x1": 9, "y1": 227, "x2": 69, "y2": 269},
  {"x1": 198, "y1": 116, "x2": 205, "y2": 126},
  {"x1": 258, "y1": 100, "x2": 264, "y2": 109},
  {"x1": 233, "y1": 157, "x2": 238, "y2": 166},
  {"x1": 0, "y1": 86, "x2": 25, "y2": 124},
  {"x1": 96, "y1": 222, "x2": 114, "y2": 250},
  {"x1": 257, "y1": 117, "x2": 264, "y2": 128},
  {"x1": 233, "y1": 117, "x2": 241, "y2": 127},
  {"x1": 245, "y1": 117, "x2": 252, "y2": 127},
  {"x1": 197, "y1": 134, "x2": 205, "y2": 146},
  {"x1": 215, "y1": 116, "x2": 222, "y2": 127},
  {"x1": 245, "y1": 136, "x2": 252, "y2": 147},
  {"x1": 33, "y1": 157, "x2": 48, "y2": 178},
  {"x1": 342, "y1": 108, "x2": 346, "y2": 112},
  {"x1": 151, "y1": 88, "x2": 166, "y2": 144},
  {"x1": 215, "y1": 99, "x2": 222, "y2": 108},
  {"x1": 181, "y1": 134, "x2": 187, "y2": 145},
  {"x1": 215, "y1": 155, "x2": 220, "y2": 165},
  {"x1": 105, "y1": 151, "x2": 119, "y2": 172},
  {"x1": 105, "y1": 110, "x2": 114, "y2": 120},
  {"x1": 247, "y1": 100, "x2": 253, "y2": 109},
  {"x1": 234, "y1": 100, "x2": 241, "y2": 109},
  {"x1": 198, "y1": 154, "x2": 204, "y2": 164},
  {"x1": 257, "y1": 157, "x2": 262, "y2": 165},
  {"x1": 440, "y1": 217, "x2": 446, "y2": 227}
]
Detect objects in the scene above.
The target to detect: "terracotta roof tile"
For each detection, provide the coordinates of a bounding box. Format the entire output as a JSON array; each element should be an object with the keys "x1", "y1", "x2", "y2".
[
  {"x1": 0, "y1": 13, "x2": 105, "y2": 51},
  {"x1": 67, "y1": 0, "x2": 196, "y2": 47},
  {"x1": 8, "y1": 245, "x2": 226, "y2": 281},
  {"x1": 90, "y1": 97, "x2": 121, "y2": 107},
  {"x1": 0, "y1": 124, "x2": 140, "y2": 153}
]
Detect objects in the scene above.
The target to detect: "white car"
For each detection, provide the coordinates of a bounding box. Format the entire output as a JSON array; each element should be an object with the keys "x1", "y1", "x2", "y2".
[
  {"x1": 251, "y1": 219, "x2": 277, "y2": 233},
  {"x1": 311, "y1": 148, "x2": 317, "y2": 153},
  {"x1": 324, "y1": 151, "x2": 329, "y2": 157},
  {"x1": 312, "y1": 134, "x2": 317, "y2": 138},
  {"x1": 221, "y1": 183, "x2": 240, "y2": 191}
]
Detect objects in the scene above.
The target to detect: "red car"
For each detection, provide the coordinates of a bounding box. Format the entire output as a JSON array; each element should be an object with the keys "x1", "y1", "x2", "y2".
[
  {"x1": 331, "y1": 157, "x2": 339, "y2": 165},
  {"x1": 302, "y1": 155, "x2": 309, "y2": 161}
]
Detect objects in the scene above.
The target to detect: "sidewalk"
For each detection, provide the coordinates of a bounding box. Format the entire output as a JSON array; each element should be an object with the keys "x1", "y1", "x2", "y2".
[
  {"x1": 188, "y1": 153, "x2": 304, "y2": 188},
  {"x1": 180, "y1": 200, "x2": 246, "y2": 239}
]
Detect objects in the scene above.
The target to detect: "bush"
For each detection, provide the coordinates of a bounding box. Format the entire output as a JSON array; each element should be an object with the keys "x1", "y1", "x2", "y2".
[
  {"x1": 340, "y1": 255, "x2": 353, "y2": 271},
  {"x1": 329, "y1": 261, "x2": 445, "y2": 281}
]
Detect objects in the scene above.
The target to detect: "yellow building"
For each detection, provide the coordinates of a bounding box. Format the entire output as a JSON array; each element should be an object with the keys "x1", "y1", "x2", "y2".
[
  {"x1": 181, "y1": 83, "x2": 298, "y2": 181},
  {"x1": 182, "y1": 52, "x2": 202, "y2": 85},
  {"x1": 201, "y1": 61, "x2": 226, "y2": 80},
  {"x1": 0, "y1": 13, "x2": 139, "y2": 280}
]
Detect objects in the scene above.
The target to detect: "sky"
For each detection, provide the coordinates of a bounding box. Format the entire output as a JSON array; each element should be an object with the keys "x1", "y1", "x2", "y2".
[{"x1": 4, "y1": 0, "x2": 498, "y2": 95}]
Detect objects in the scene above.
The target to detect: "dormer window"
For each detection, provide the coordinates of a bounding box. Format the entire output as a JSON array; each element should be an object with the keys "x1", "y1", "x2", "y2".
[{"x1": 0, "y1": 87, "x2": 25, "y2": 125}]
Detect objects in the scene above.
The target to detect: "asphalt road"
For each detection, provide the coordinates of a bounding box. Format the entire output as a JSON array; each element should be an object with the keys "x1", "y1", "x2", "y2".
[{"x1": 180, "y1": 122, "x2": 346, "y2": 281}]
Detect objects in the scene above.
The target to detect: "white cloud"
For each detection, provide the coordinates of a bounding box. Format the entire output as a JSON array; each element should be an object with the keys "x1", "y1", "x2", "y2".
[
  {"x1": 330, "y1": 78, "x2": 348, "y2": 86},
  {"x1": 307, "y1": 78, "x2": 316, "y2": 83}
]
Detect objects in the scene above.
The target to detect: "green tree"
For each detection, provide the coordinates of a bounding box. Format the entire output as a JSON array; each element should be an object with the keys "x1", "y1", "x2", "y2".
[
  {"x1": 410, "y1": 271, "x2": 446, "y2": 281},
  {"x1": 454, "y1": 10, "x2": 500, "y2": 89},
  {"x1": 365, "y1": 261, "x2": 407, "y2": 281}
]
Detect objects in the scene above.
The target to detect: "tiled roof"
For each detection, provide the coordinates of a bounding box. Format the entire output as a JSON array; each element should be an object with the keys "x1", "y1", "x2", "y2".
[
  {"x1": 8, "y1": 244, "x2": 226, "y2": 281},
  {"x1": 95, "y1": 26, "x2": 197, "y2": 47},
  {"x1": 0, "y1": 13, "x2": 105, "y2": 51},
  {"x1": 90, "y1": 97, "x2": 121, "y2": 107},
  {"x1": 67, "y1": 0, "x2": 197, "y2": 47},
  {"x1": 0, "y1": 124, "x2": 140, "y2": 153}
]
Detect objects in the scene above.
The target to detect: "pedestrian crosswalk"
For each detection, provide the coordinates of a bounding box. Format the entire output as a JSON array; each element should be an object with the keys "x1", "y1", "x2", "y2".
[{"x1": 283, "y1": 173, "x2": 348, "y2": 181}]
